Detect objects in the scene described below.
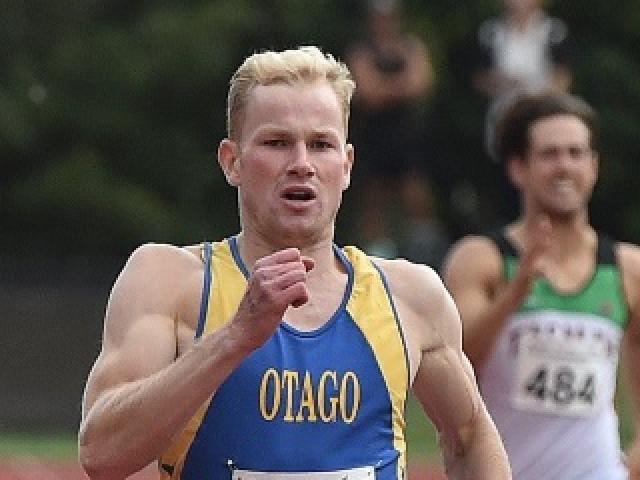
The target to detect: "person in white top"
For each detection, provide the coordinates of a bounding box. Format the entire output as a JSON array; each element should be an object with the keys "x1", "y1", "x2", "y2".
[{"x1": 473, "y1": 0, "x2": 573, "y2": 161}]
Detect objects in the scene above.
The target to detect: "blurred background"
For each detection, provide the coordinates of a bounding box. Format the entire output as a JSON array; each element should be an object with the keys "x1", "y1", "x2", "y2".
[{"x1": 1, "y1": 0, "x2": 639, "y2": 471}]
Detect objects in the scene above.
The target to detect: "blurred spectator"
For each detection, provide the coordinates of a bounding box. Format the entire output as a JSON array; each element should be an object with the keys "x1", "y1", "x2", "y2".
[
  {"x1": 346, "y1": 0, "x2": 437, "y2": 260},
  {"x1": 472, "y1": 0, "x2": 573, "y2": 161},
  {"x1": 397, "y1": 174, "x2": 450, "y2": 272}
]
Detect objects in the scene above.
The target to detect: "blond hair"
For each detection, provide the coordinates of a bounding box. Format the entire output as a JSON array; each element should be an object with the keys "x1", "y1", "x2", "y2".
[{"x1": 226, "y1": 46, "x2": 356, "y2": 141}]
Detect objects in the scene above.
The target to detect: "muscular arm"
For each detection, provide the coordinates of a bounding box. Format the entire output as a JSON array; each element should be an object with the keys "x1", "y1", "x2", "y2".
[
  {"x1": 381, "y1": 261, "x2": 511, "y2": 479},
  {"x1": 78, "y1": 244, "x2": 248, "y2": 479},
  {"x1": 79, "y1": 245, "x2": 312, "y2": 480},
  {"x1": 443, "y1": 221, "x2": 551, "y2": 370},
  {"x1": 442, "y1": 236, "x2": 525, "y2": 369}
]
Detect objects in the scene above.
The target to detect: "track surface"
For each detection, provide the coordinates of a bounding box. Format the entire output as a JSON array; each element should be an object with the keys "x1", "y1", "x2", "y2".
[{"x1": 0, "y1": 460, "x2": 447, "y2": 479}]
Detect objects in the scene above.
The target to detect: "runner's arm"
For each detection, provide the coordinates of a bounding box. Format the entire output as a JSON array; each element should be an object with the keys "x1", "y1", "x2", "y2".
[
  {"x1": 443, "y1": 236, "x2": 524, "y2": 369},
  {"x1": 79, "y1": 245, "x2": 312, "y2": 480},
  {"x1": 78, "y1": 244, "x2": 252, "y2": 480},
  {"x1": 383, "y1": 261, "x2": 511, "y2": 479}
]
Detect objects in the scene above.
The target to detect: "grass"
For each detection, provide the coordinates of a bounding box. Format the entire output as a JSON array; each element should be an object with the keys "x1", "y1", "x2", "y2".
[
  {"x1": 0, "y1": 385, "x2": 632, "y2": 465},
  {"x1": 616, "y1": 375, "x2": 637, "y2": 447},
  {"x1": 0, "y1": 432, "x2": 78, "y2": 460},
  {"x1": 406, "y1": 394, "x2": 441, "y2": 464}
]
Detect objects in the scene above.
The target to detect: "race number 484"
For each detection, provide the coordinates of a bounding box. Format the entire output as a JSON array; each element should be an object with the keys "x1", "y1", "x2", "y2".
[
  {"x1": 512, "y1": 329, "x2": 610, "y2": 417},
  {"x1": 514, "y1": 362, "x2": 599, "y2": 416},
  {"x1": 525, "y1": 366, "x2": 594, "y2": 406}
]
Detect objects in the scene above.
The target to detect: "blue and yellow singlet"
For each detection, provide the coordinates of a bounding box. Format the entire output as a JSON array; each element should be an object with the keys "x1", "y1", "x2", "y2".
[{"x1": 159, "y1": 237, "x2": 410, "y2": 479}]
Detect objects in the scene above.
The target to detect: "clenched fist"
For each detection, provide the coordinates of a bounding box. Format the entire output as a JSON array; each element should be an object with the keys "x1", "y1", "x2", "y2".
[{"x1": 234, "y1": 248, "x2": 314, "y2": 351}]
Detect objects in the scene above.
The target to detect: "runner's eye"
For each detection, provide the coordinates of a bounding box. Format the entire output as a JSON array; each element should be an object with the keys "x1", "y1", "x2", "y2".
[
  {"x1": 264, "y1": 139, "x2": 288, "y2": 147},
  {"x1": 310, "y1": 140, "x2": 333, "y2": 150}
]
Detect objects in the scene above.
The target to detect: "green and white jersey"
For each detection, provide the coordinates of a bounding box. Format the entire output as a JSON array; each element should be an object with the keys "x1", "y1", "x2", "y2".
[{"x1": 479, "y1": 231, "x2": 628, "y2": 480}]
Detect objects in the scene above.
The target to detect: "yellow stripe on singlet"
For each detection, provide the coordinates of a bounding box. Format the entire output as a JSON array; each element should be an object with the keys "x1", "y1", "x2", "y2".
[
  {"x1": 205, "y1": 240, "x2": 247, "y2": 334},
  {"x1": 342, "y1": 246, "x2": 410, "y2": 477},
  {"x1": 159, "y1": 240, "x2": 245, "y2": 479}
]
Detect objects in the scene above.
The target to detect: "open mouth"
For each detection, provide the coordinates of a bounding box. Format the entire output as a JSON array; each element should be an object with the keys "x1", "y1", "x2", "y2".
[{"x1": 282, "y1": 187, "x2": 316, "y2": 201}]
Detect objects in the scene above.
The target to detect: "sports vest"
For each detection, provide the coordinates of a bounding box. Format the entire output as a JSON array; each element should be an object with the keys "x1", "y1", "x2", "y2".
[
  {"x1": 479, "y1": 231, "x2": 628, "y2": 479},
  {"x1": 159, "y1": 237, "x2": 410, "y2": 479}
]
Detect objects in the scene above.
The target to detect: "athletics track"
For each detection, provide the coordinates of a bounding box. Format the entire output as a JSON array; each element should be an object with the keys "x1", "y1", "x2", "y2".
[{"x1": 0, "y1": 460, "x2": 446, "y2": 479}]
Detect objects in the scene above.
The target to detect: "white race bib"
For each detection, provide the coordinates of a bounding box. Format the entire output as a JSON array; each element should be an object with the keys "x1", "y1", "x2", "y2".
[
  {"x1": 512, "y1": 330, "x2": 610, "y2": 416},
  {"x1": 232, "y1": 466, "x2": 375, "y2": 480}
]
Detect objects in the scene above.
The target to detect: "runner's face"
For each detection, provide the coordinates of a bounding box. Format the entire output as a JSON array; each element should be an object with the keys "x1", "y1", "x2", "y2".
[
  {"x1": 518, "y1": 114, "x2": 597, "y2": 219},
  {"x1": 226, "y1": 80, "x2": 353, "y2": 246}
]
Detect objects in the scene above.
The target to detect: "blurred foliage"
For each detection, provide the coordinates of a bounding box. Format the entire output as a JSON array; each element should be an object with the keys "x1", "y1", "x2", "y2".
[{"x1": 2, "y1": 0, "x2": 640, "y2": 258}]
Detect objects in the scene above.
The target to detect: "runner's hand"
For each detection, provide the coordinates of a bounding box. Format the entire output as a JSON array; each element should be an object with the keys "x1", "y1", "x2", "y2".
[
  {"x1": 517, "y1": 214, "x2": 552, "y2": 284},
  {"x1": 234, "y1": 248, "x2": 314, "y2": 350}
]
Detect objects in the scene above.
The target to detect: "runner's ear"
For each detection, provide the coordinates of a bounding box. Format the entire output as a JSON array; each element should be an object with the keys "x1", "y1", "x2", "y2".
[
  {"x1": 342, "y1": 143, "x2": 354, "y2": 190},
  {"x1": 218, "y1": 139, "x2": 241, "y2": 187}
]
